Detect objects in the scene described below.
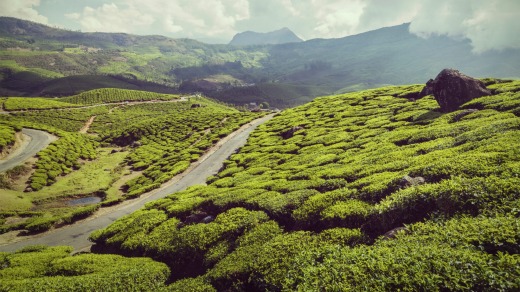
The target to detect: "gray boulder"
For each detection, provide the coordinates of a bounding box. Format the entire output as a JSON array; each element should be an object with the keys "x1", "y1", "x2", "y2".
[
  {"x1": 399, "y1": 175, "x2": 426, "y2": 188},
  {"x1": 420, "y1": 69, "x2": 491, "y2": 112}
]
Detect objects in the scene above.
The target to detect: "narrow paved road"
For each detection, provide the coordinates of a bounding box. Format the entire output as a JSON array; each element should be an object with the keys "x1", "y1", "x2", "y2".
[
  {"x1": 0, "y1": 114, "x2": 274, "y2": 252},
  {"x1": 0, "y1": 129, "x2": 57, "y2": 172}
]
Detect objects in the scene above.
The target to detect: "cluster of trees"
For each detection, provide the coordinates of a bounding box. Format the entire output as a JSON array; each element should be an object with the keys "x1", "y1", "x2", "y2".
[{"x1": 90, "y1": 79, "x2": 520, "y2": 289}]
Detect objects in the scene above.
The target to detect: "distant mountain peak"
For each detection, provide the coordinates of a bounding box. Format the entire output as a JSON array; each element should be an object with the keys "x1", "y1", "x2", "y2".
[{"x1": 229, "y1": 28, "x2": 303, "y2": 46}]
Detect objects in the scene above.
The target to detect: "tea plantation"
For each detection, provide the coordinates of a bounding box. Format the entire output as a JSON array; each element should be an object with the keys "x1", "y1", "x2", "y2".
[
  {"x1": 87, "y1": 79, "x2": 520, "y2": 290},
  {"x1": 1, "y1": 80, "x2": 519, "y2": 290},
  {"x1": 0, "y1": 88, "x2": 262, "y2": 234}
]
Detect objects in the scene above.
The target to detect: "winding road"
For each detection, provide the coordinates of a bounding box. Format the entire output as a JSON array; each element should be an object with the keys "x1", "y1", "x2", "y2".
[
  {"x1": 0, "y1": 128, "x2": 57, "y2": 172},
  {"x1": 0, "y1": 114, "x2": 274, "y2": 253}
]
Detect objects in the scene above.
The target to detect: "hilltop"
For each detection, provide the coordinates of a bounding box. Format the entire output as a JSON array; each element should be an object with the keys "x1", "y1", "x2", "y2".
[{"x1": 229, "y1": 27, "x2": 303, "y2": 46}]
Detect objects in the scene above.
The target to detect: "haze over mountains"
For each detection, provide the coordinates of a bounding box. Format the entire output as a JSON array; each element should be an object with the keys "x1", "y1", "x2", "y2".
[{"x1": 0, "y1": 17, "x2": 519, "y2": 107}]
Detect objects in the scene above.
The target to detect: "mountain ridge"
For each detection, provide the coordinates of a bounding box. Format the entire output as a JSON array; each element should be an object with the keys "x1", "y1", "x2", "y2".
[
  {"x1": 229, "y1": 27, "x2": 303, "y2": 46},
  {"x1": 1, "y1": 17, "x2": 519, "y2": 108}
]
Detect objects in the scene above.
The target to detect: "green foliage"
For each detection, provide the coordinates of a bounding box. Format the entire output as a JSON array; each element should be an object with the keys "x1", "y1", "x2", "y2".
[
  {"x1": 99, "y1": 99, "x2": 262, "y2": 196},
  {"x1": 3, "y1": 97, "x2": 81, "y2": 111},
  {"x1": 0, "y1": 124, "x2": 15, "y2": 150},
  {"x1": 166, "y1": 277, "x2": 216, "y2": 292},
  {"x1": 28, "y1": 80, "x2": 520, "y2": 288},
  {"x1": 62, "y1": 88, "x2": 180, "y2": 105},
  {"x1": 2, "y1": 104, "x2": 109, "y2": 132},
  {"x1": 0, "y1": 245, "x2": 170, "y2": 291},
  {"x1": 29, "y1": 133, "x2": 98, "y2": 190},
  {"x1": 24, "y1": 215, "x2": 59, "y2": 233},
  {"x1": 61, "y1": 204, "x2": 100, "y2": 224},
  {"x1": 91, "y1": 207, "x2": 271, "y2": 279},
  {"x1": 285, "y1": 215, "x2": 520, "y2": 291}
]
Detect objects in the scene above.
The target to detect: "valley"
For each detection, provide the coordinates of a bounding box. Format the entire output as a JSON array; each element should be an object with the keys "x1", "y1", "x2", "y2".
[
  {"x1": 0, "y1": 14, "x2": 519, "y2": 292},
  {"x1": 1, "y1": 18, "x2": 519, "y2": 109},
  {"x1": 0, "y1": 88, "x2": 265, "y2": 236},
  {"x1": 0, "y1": 113, "x2": 273, "y2": 252}
]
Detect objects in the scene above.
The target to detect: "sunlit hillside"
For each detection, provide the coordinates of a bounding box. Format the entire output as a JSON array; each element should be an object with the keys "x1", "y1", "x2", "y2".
[{"x1": 2, "y1": 79, "x2": 517, "y2": 290}]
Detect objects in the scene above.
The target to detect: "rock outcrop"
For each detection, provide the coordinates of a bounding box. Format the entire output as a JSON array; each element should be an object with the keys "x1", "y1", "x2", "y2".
[
  {"x1": 420, "y1": 69, "x2": 491, "y2": 112},
  {"x1": 399, "y1": 175, "x2": 426, "y2": 188},
  {"x1": 280, "y1": 126, "x2": 304, "y2": 139}
]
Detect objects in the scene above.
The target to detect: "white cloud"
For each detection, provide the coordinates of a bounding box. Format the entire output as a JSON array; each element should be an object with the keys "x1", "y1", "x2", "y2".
[
  {"x1": 65, "y1": 12, "x2": 80, "y2": 20},
  {"x1": 0, "y1": 0, "x2": 48, "y2": 24},
  {"x1": 357, "y1": 0, "x2": 420, "y2": 33},
  {"x1": 67, "y1": 0, "x2": 249, "y2": 38},
  {"x1": 409, "y1": 0, "x2": 520, "y2": 53},
  {"x1": 72, "y1": 3, "x2": 154, "y2": 33},
  {"x1": 310, "y1": 0, "x2": 366, "y2": 37},
  {"x1": 14, "y1": 0, "x2": 515, "y2": 51}
]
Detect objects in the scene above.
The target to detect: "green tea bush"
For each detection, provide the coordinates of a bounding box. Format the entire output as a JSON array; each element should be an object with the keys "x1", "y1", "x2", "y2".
[
  {"x1": 24, "y1": 215, "x2": 59, "y2": 233},
  {"x1": 0, "y1": 246, "x2": 170, "y2": 291},
  {"x1": 0, "y1": 124, "x2": 16, "y2": 150},
  {"x1": 3, "y1": 97, "x2": 81, "y2": 111},
  {"x1": 28, "y1": 133, "x2": 98, "y2": 190},
  {"x1": 62, "y1": 88, "x2": 180, "y2": 105},
  {"x1": 91, "y1": 81, "x2": 520, "y2": 288}
]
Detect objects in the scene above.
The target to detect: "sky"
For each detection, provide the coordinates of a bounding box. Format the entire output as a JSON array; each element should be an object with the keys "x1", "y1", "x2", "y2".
[{"x1": 0, "y1": 0, "x2": 519, "y2": 52}]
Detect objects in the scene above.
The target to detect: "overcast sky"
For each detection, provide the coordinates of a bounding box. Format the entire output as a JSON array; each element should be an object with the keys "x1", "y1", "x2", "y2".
[{"x1": 0, "y1": 0, "x2": 519, "y2": 52}]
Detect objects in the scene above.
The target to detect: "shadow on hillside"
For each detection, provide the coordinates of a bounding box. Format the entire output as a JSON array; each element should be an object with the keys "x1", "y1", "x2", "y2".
[{"x1": 412, "y1": 110, "x2": 443, "y2": 124}]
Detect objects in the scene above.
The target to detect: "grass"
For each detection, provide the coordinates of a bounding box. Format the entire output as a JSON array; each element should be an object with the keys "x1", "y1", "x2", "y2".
[
  {"x1": 32, "y1": 148, "x2": 127, "y2": 202},
  {"x1": 0, "y1": 189, "x2": 32, "y2": 211},
  {"x1": 0, "y1": 148, "x2": 127, "y2": 233}
]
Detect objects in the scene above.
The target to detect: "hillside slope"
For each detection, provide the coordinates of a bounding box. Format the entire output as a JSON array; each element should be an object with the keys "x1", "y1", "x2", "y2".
[
  {"x1": 2, "y1": 18, "x2": 520, "y2": 108},
  {"x1": 83, "y1": 79, "x2": 520, "y2": 290},
  {"x1": 263, "y1": 23, "x2": 520, "y2": 89},
  {"x1": 0, "y1": 89, "x2": 263, "y2": 235}
]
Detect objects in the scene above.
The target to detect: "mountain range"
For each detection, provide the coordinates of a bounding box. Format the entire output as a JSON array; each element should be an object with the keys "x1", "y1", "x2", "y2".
[{"x1": 0, "y1": 17, "x2": 519, "y2": 107}]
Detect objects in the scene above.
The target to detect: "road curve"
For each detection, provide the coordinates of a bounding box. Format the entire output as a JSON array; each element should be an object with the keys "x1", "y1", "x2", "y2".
[
  {"x1": 0, "y1": 114, "x2": 274, "y2": 252},
  {"x1": 0, "y1": 128, "x2": 58, "y2": 172}
]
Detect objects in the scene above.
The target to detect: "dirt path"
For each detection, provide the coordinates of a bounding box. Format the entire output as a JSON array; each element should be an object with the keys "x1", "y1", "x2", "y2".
[
  {"x1": 79, "y1": 116, "x2": 96, "y2": 134},
  {"x1": 0, "y1": 114, "x2": 274, "y2": 252}
]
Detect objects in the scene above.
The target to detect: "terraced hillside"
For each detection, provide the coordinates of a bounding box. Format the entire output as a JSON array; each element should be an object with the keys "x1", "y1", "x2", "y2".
[
  {"x1": 1, "y1": 80, "x2": 519, "y2": 290},
  {"x1": 88, "y1": 79, "x2": 519, "y2": 290},
  {"x1": 0, "y1": 88, "x2": 263, "y2": 235}
]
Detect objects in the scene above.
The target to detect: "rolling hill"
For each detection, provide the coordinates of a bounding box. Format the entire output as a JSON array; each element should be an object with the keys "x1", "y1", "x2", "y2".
[
  {"x1": 2, "y1": 79, "x2": 519, "y2": 290},
  {"x1": 1, "y1": 17, "x2": 519, "y2": 108},
  {"x1": 0, "y1": 88, "x2": 263, "y2": 234}
]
